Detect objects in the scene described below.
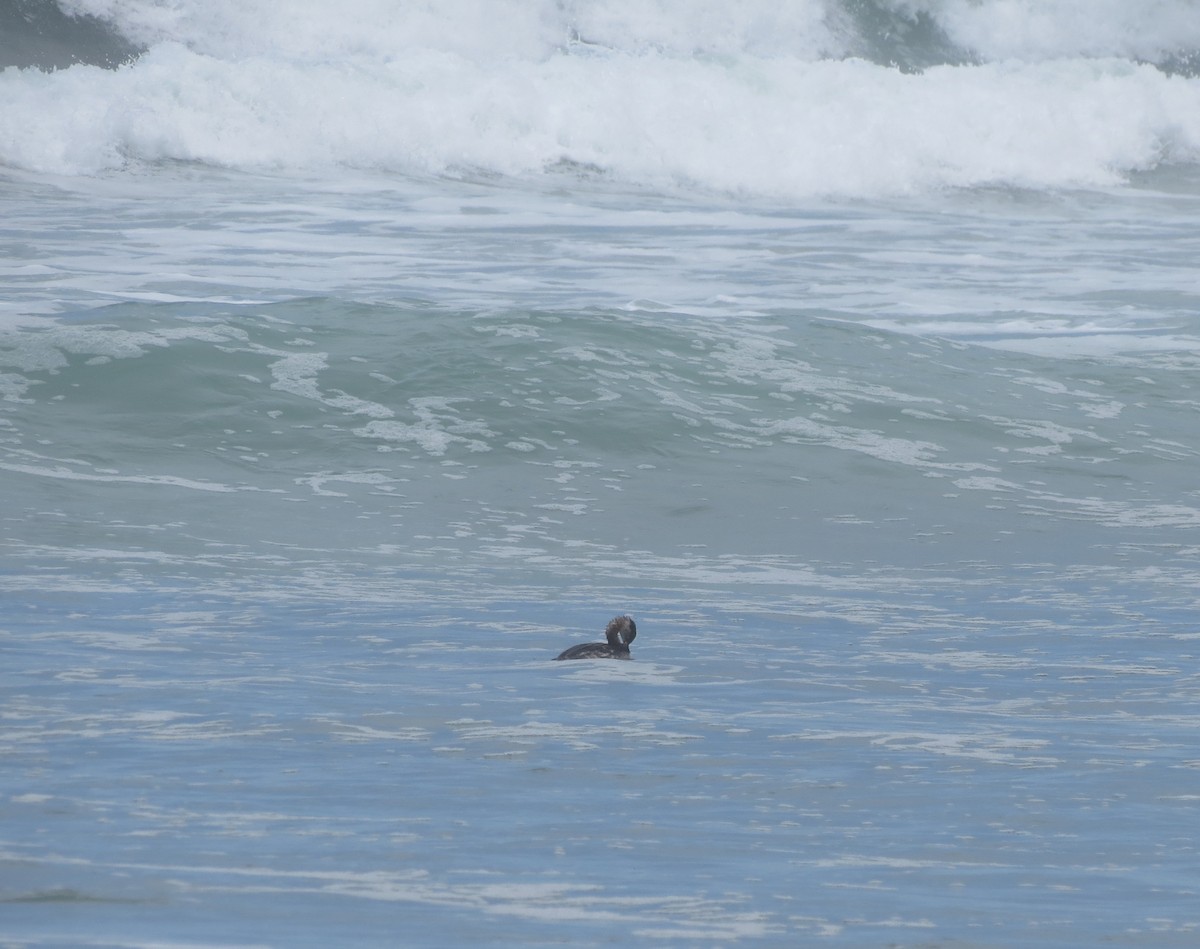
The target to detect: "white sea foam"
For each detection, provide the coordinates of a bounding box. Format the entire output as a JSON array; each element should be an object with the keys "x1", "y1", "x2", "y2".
[
  {"x1": 2, "y1": 1, "x2": 1198, "y2": 195},
  {"x1": 859, "y1": 317, "x2": 1200, "y2": 359},
  {"x1": 934, "y1": 0, "x2": 1200, "y2": 62},
  {"x1": 0, "y1": 452, "x2": 238, "y2": 492},
  {"x1": 773, "y1": 728, "x2": 1059, "y2": 766},
  {"x1": 266, "y1": 350, "x2": 391, "y2": 417},
  {"x1": 14, "y1": 849, "x2": 773, "y2": 939},
  {"x1": 355, "y1": 399, "x2": 495, "y2": 455},
  {"x1": 295, "y1": 470, "x2": 406, "y2": 497}
]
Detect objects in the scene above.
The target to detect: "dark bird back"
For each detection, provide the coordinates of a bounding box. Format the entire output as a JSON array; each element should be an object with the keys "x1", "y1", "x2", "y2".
[{"x1": 554, "y1": 615, "x2": 637, "y2": 660}]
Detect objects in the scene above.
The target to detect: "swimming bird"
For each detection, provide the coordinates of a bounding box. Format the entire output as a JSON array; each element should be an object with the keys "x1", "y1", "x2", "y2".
[{"x1": 554, "y1": 615, "x2": 637, "y2": 660}]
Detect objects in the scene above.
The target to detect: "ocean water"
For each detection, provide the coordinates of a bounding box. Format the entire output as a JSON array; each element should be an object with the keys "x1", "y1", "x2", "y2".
[{"x1": 3, "y1": 1, "x2": 1200, "y2": 945}]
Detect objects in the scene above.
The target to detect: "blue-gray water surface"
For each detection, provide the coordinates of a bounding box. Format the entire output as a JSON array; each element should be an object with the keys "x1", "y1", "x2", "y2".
[{"x1": 4, "y1": 161, "x2": 1200, "y2": 947}]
